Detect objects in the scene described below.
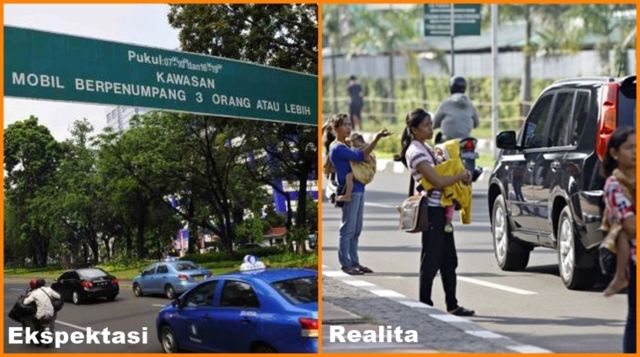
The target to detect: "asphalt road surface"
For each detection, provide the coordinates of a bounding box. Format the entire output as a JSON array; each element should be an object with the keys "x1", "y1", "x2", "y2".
[
  {"x1": 4, "y1": 282, "x2": 166, "y2": 352},
  {"x1": 322, "y1": 171, "x2": 629, "y2": 353}
]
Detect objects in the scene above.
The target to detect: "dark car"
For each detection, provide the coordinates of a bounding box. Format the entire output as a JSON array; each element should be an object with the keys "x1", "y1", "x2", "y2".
[
  {"x1": 52, "y1": 268, "x2": 119, "y2": 304},
  {"x1": 489, "y1": 75, "x2": 636, "y2": 289},
  {"x1": 156, "y1": 268, "x2": 318, "y2": 353}
]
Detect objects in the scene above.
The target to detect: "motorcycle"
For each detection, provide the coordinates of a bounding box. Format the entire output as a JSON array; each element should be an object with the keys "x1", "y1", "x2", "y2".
[{"x1": 434, "y1": 132, "x2": 483, "y2": 182}]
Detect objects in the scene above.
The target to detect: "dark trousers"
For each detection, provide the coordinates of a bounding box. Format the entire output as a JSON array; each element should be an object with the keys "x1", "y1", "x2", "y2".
[
  {"x1": 419, "y1": 206, "x2": 459, "y2": 311},
  {"x1": 624, "y1": 263, "x2": 636, "y2": 353}
]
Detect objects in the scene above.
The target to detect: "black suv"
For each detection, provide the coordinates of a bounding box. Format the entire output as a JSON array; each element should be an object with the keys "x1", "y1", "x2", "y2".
[{"x1": 488, "y1": 76, "x2": 636, "y2": 289}]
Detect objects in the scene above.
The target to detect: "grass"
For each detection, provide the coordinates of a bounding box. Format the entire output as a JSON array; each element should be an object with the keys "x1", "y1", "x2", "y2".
[{"x1": 4, "y1": 252, "x2": 318, "y2": 281}]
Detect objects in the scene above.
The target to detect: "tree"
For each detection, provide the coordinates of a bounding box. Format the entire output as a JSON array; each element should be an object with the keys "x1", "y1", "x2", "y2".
[
  {"x1": 4, "y1": 116, "x2": 61, "y2": 266},
  {"x1": 347, "y1": 5, "x2": 421, "y2": 123},
  {"x1": 168, "y1": 4, "x2": 317, "y2": 74}
]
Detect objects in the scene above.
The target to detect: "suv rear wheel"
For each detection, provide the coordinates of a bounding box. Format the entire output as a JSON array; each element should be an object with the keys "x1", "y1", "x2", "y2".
[
  {"x1": 492, "y1": 194, "x2": 530, "y2": 270},
  {"x1": 557, "y1": 206, "x2": 596, "y2": 289}
]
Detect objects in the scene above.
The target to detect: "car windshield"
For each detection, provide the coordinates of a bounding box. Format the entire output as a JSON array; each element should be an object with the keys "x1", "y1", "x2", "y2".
[
  {"x1": 78, "y1": 269, "x2": 108, "y2": 279},
  {"x1": 174, "y1": 262, "x2": 199, "y2": 271},
  {"x1": 271, "y1": 276, "x2": 317, "y2": 305}
]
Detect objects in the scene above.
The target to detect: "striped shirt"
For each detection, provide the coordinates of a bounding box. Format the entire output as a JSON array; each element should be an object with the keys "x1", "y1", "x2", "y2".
[
  {"x1": 604, "y1": 176, "x2": 636, "y2": 263},
  {"x1": 406, "y1": 140, "x2": 442, "y2": 207}
]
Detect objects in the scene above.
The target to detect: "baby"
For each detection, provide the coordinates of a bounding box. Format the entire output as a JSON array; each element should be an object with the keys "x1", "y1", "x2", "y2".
[
  {"x1": 434, "y1": 145, "x2": 455, "y2": 233},
  {"x1": 336, "y1": 132, "x2": 376, "y2": 202}
]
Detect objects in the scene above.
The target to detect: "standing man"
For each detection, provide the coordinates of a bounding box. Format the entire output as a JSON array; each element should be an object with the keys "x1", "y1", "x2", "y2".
[{"x1": 347, "y1": 75, "x2": 364, "y2": 131}]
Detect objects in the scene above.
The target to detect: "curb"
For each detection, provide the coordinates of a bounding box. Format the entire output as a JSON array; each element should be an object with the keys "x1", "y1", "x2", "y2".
[{"x1": 322, "y1": 267, "x2": 552, "y2": 354}]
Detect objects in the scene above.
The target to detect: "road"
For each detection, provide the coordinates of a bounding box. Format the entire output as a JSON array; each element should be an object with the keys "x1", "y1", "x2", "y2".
[
  {"x1": 322, "y1": 171, "x2": 629, "y2": 353},
  {"x1": 4, "y1": 282, "x2": 165, "y2": 352}
]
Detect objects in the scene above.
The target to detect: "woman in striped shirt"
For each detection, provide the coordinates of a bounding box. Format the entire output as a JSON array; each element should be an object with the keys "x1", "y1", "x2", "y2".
[{"x1": 395, "y1": 108, "x2": 474, "y2": 316}]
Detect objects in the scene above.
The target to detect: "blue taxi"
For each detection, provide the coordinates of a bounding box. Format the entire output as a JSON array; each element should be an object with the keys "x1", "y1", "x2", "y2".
[{"x1": 156, "y1": 267, "x2": 318, "y2": 353}]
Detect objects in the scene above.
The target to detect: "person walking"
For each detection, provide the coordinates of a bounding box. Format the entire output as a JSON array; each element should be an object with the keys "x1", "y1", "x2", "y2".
[
  {"x1": 395, "y1": 108, "x2": 475, "y2": 316},
  {"x1": 347, "y1": 75, "x2": 364, "y2": 131},
  {"x1": 600, "y1": 126, "x2": 636, "y2": 352},
  {"x1": 327, "y1": 113, "x2": 389, "y2": 275}
]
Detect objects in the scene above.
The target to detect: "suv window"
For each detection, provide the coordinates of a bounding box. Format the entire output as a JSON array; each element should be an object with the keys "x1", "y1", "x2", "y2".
[
  {"x1": 523, "y1": 93, "x2": 553, "y2": 148},
  {"x1": 184, "y1": 281, "x2": 217, "y2": 307},
  {"x1": 618, "y1": 79, "x2": 636, "y2": 128},
  {"x1": 220, "y1": 281, "x2": 259, "y2": 308},
  {"x1": 549, "y1": 91, "x2": 574, "y2": 147},
  {"x1": 60, "y1": 272, "x2": 74, "y2": 280},
  {"x1": 157, "y1": 265, "x2": 168, "y2": 274},
  {"x1": 570, "y1": 91, "x2": 592, "y2": 147}
]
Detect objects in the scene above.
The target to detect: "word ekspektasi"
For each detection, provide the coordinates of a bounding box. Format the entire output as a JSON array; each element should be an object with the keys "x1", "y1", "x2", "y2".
[{"x1": 8, "y1": 327, "x2": 148, "y2": 349}]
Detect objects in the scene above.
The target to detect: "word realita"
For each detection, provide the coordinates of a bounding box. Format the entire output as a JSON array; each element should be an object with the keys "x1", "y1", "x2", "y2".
[{"x1": 329, "y1": 325, "x2": 418, "y2": 343}]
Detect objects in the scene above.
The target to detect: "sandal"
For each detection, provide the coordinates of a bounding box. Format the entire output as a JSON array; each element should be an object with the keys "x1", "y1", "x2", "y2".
[{"x1": 448, "y1": 306, "x2": 475, "y2": 316}]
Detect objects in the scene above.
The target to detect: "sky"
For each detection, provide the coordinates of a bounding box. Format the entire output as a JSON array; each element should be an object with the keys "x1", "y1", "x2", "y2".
[{"x1": 4, "y1": 4, "x2": 182, "y2": 141}]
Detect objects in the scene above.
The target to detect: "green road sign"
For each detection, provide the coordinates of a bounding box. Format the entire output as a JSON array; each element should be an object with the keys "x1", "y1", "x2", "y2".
[
  {"x1": 4, "y1": 26, "x2": 317, "y2": 126},
  {"x1": 424, "y1": 5, "x2": 481, "y2": 37}
]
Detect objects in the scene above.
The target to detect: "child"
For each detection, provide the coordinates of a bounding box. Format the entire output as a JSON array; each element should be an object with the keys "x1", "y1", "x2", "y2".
[
  {"x1": 336, "y1": 132, "x2": 376, "y2": 202},
  {"x1": 600, "y1": 127, "x2": 635, "y2": 297}
]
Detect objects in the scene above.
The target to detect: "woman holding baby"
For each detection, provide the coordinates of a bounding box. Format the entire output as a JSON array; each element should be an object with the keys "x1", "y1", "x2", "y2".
[
  {"x1": 325, "y1": 113, "x2": 390, "y2": 275},
  {"x1": 395, "y1": 108, "x2": 475, "y2": 316}
]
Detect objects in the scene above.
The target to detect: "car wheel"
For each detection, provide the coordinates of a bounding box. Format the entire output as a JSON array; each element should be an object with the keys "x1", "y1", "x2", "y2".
[
  {"x1": 557, "y1": 206, "x2": 596, "y2": 289},
  {"x1": 253, "y1": 343, "x2": 277, "y2": 353},
  {"x1": 492, "y1": 194, "x2": 530, "y2": 270},
  {"x1": 160, "y1": 325, "x2": 180, "y2": 353},
  {"x1": 133, "y1": 284, "x2": 143, "y2": 297},
  {"x1": 165, "y1": 285, "x2": 176, "y2": 299},
  {"x1": 72, "y1": 290, "x2": 82, "y2": 305}
]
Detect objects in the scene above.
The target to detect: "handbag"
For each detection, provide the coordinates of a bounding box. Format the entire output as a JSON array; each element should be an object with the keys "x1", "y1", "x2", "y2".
[
  {"x1": 8, "y1": 295, "x2": 36, "y2": 323},
  {"x1": 398, "y1": 174, "x2": 430, "y2": 233}
]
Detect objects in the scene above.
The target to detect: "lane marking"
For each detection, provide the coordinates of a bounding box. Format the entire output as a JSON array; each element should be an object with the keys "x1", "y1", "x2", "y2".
[
  {"x1": 56, "y1": 320, "x2": 90, "y2": 332},
  {"x1": 152, "y1": 304, "x2": 166, "y2": 307},
  {"x1": 369, "y1": 289, "x2": 406, "y2": 298},
  {"x1": 9, "y1": 288, "x2": 23, "y2": 291},
  {"x1": 466, "y1": 330, "x2": 506, "y2": 339},
  {"x1": 364, "y1": 202, "x2": 396, "y2": 209},
  {"x1": 323, "y1": 270, "x2": 349, "y2": 278},
  {"x1": 507, "y1": 345, "x2": 553, "y2": 353},
  {"x1": 344, "y1": 280, "x2": 376, "y2": 287},
  {"x1": 398, "y1": 300, "x2": 435, "y2": 309},
  {"x1": 457, "y1": 276, "x2": 537, "y2": 295},
  {"x1": 430, "y1": 314, "x2": 472, "y2": 323}
]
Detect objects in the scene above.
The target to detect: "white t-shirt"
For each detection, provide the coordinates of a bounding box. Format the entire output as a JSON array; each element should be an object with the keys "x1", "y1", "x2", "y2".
[
  {"x1": 23, "y1": 286, "x2": 60, "y2": 320},
  {"x1": 406, "y1": 140, "x2": 442, "y2": 207}
]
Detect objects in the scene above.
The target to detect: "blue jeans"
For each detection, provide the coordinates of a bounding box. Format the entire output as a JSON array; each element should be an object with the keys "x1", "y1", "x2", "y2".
[
  {"x1": 624, "y1": 262, "x2": 636, "y2": 353},
  {"x1": 338, "y1": 191, "x2": 364, "y2": 269}
]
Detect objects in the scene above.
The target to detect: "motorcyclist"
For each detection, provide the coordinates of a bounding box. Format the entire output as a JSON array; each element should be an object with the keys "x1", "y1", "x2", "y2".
[
  {"x1": 433, "y1": 76, "x2": 479, "y2": 141},
  {"x1": 23, "y1": 278, "x2": 60, "y2": 347}
]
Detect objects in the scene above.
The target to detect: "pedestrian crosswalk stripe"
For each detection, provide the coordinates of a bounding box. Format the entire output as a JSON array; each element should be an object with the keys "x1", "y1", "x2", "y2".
[
  {"x1": 344, "y1": 280, "x2": 376, "y2": 287},
  {"x1": 466, "y1": 330, "x2": 506, "y2": 339},
  {"x1": 369, "y1": 289, "x2": 406, "y2": 298},
  {"x1": 457, "y1": 276, "x2": 537, "y2": 295}
]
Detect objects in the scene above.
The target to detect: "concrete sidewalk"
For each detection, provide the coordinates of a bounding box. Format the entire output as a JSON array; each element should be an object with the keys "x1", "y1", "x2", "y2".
[{"x1": 322, "y1": 272, "x2": 551, "y2": 353}]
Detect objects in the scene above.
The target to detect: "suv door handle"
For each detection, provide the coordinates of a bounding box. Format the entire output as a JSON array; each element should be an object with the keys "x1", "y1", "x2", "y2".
[
  {"x1": 526, "y1": 162, "x2": 535, "y2": 171},
  {"x1": 551, "y1": 161, "x2": 561, "y2": 170}
]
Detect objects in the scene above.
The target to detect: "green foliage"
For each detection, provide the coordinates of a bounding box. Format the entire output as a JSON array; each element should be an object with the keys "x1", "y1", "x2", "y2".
[{"x1": 182, "y1": 246, "x2": 282, "y2": 264}]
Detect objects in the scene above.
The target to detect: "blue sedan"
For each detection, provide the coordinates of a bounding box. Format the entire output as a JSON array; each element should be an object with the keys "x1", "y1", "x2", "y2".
[
  {"x1": 156, "y1": 268, "x2": 318, "y2": 353},
  {"x1": 132, "y1": 261, "x2": 212, "y2": 299}
]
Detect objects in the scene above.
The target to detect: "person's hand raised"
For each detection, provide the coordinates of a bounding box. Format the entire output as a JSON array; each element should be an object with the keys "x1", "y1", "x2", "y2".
[{"x1": 376, "y1": 128, "x2": 392, "y2": 139}]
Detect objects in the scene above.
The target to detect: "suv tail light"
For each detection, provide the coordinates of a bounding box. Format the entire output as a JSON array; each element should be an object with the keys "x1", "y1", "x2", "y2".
[
  {"x1": 111, "y1": 279, "x2": 119, "y2": 285},
  {"x1": 596, "y1": 82, "x2": 619, "y2": 160},
  {"x1": 178, "y1": 274, "x2": 189, "y2": 281},
  {"x1": 81, "y1": 280, "x2": 93, "y2": 289},
  {"x1": 299, "y1": 318, "x2": 318, "y2": 337}
]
